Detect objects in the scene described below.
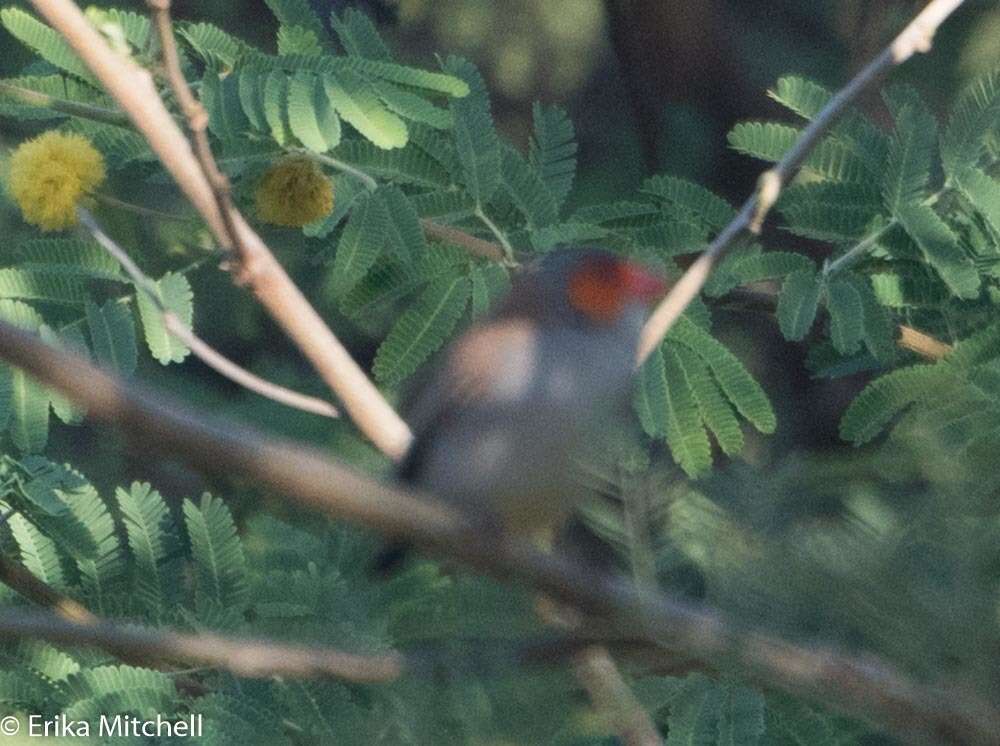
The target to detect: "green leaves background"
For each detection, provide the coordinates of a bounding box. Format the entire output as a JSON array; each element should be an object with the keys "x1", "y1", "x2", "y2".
[{"x1": 1, "y1": 2, "x2": 1000, "y2": 744}]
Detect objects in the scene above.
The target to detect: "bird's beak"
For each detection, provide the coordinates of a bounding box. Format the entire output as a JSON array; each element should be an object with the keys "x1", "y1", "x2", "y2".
[{"x1": 621, "y1": 262, "x2": 667, "y2": 304}]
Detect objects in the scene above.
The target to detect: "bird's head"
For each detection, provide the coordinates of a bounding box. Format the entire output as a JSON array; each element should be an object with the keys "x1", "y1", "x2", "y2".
[{"x1": 507, "y1": 248, "x2": 666, "y2": 331}]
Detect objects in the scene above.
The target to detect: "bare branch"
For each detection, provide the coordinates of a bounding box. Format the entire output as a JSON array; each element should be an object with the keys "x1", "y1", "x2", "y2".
[
  {"x1": 0, "y1": 322, "x2": 995, "y2": 744},
  {"x1": 0, "y1": 553, "x2": 95, "y2": 624},
  {"x1": 89, "y1": 191, "x2": 195, "y2": 223},
  {"x1": 898, "y1": 326, "x2": 953, "y2": 360},
  {"x1": 721, "y1": 286, "x2": 953, "y2": 362},
  {"x1": 303, "y1": 150, "x2": 380, "y2": 192},
  {"x1": 474, "y1": 206, "x2": 515, "y2": 262},
  {"x1": 0, "y1": 607, "x2": 403, "y2": 682},
  {"x1": 573, "y1": 646, "x2": 663, "y2": 746},
  {"x1": 27, "y1": 0, "x2": 411, "y2": 459},
  {"x1": 637, "y1": 0, "x2": 969, "y2": 364},
  {"x1": 0, "y1": 527, "x2": 399, "y2": 682},
  {"x1": 0, "y1": 80, "x2": 130, "y2": 126},
  {"x1": 77, "y1": 207, "x2": 339, "y2": 418},
  {"x1": 420, "y1": 219, "x2": 507, "y2": 261}
]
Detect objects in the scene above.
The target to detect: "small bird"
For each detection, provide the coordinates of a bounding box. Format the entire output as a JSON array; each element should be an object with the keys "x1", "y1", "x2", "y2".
[{"x1": 378, "y1": 248, "x2": 665, "y2": 570}]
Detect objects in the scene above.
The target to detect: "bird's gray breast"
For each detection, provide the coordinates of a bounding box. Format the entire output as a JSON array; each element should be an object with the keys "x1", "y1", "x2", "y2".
[{"x1": 409, "y1": 321, "x2": 639, "y2": 532}]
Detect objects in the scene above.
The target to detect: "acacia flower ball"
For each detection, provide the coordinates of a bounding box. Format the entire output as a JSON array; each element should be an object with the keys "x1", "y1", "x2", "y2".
[
  {"x1": 6, "y1": 131, "x2": 106, "y2": 231},
  {"x1": 255, "y1": 156, "x2": 334, "y2": 227}
]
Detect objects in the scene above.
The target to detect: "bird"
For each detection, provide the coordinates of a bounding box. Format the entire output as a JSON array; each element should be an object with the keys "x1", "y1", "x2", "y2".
[{"x1": 376, "y1": 247, "x2": 665, "y2": 572}]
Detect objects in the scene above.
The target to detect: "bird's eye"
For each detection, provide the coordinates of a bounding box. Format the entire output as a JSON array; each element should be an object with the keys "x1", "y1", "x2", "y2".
[{"x1": 567, "y1": 258, "x2": 627, "y2": 323}]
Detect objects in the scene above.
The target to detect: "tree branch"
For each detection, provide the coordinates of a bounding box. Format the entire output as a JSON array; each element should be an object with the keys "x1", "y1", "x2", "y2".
[
  {"x1": 27, "y1": 0, "x2": 412, "y2": 459},
  {"x1": 0, "y1": 542, "x2": 193, "y2": 674},
  {"x1": 0, "y1": 607, "x2": 403, "y2": 682},
  {"x1": 573, "y1": 646, "x2": 664, "y2": 746},
  {"x1": 420, "y1": 218, "x2": 507, "y2": 261},
  {"x1": 0, "y1": 552, "x2": 95, "y2": 624},
  {"x1": 23, "y1": 4, "x2": 645, "y2": 736},
  {"x1": 0, "y1": 80, "x2": 130, "y2": 126},
  {"x1": 898, "y1": 325, "x2": 953, "y2": 359},
  {"x1": 636, "y1": 0, "x2": 969, "y2": 364},
  {"x1": 0, "y1": 322, "x2": 995, "y2": 744},
  {"x1": 722, "y1": 285, "x2": 953, "y2": 361},
  {"x1": 76, "y1": 207, "x2": 340, "y2": 419}
]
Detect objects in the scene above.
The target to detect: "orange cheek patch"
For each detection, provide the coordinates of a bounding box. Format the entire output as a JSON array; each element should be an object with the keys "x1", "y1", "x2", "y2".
[{"x1": 568, "y1": 266, "x2": 625, "y2": 323}]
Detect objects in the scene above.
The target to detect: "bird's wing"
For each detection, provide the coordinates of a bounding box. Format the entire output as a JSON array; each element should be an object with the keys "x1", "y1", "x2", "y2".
[{"x1": 398, "y1": 317, "x2": 539, "y2": 481}]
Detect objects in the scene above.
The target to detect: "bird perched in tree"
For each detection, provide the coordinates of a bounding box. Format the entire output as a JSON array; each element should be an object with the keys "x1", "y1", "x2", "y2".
[{"x1": 377, "y1": 248, "x2": 665, "y2": 571}]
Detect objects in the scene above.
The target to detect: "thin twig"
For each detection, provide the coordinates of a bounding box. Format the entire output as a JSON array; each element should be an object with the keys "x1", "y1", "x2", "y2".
[
  {"x1": 0, "y1": 323, "x2": 995, "y2": 745},
  {"x1": 26, "y1": 0, "x2": 411, "y2": 458},
  {"x1": 824, "y1": 188, "x2": 948, "y2": 278},
  {"x1": 0, "y1": 80, "x2": 130, "y2": 126},
  {"x1": 420, "y1": 218, "x2": 507, "y2": 261},
  {"x1": 0, "y1": 549, "x2": 192, "y2": 674},
  {"x1": 76, "y1": 207, "x2": 339, "y2": 419},
  {"x1": 573, "y1": 646, "x2": 663, "y2": 746},
  {"x1": 0, "y1": 525, "x2": 395, "y2": 683},
  {"x1": 474, "y1": 205, "x2": 515, "y2": 262},
  {"x1": 144, "y1": 0, "x2": 240, "y2": 253},
  {"x1": 307, "y1": 149, "x2": 511, "y2": 262},
  {"x1": 0, "y1": 552, "x2": 95, "y2": 624},
  {"x1": 822, "y1": 221, "x2": 896, "y2": 277},
  {"x1": 722, "y1": 285, "x2": 953, "y2": 362},
  {"x1": 303, "y1": 150, "x2": 380, "y2": 191},
  {"x1": 90, "y1": 191, "x2": 195, "y2": 223},
  {"x1": 636, "y1": 0, "x2": 969, "y2": 364},
  {"x1": 0, "y1": 606, "x2": 691, "y2": 684},
  {"x1": 898, "y1": 325, "x2": 953, "y2": 359},
  {"x1": 16, "y1": 6, "x2": 646, "y2": 736},
  {"x1": 0, "y1": 607, "x2": 403, "y2": 682}
]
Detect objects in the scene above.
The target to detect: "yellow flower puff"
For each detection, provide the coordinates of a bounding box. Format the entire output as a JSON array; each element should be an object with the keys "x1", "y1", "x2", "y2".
[
  {"x1": 255, "y1": 156, "x2": 334, "y2": 227},
  {"x1": 6, "y1": 131, "x2": 106, "y2": 231}
]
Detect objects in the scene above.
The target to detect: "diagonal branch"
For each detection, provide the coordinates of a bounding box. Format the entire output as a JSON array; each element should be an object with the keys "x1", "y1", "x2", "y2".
[
  {"x1": 0, "y1": 551, "x2": 95, "y2": 624},
  {"x1": 0, "y1": 607, "x2": 403, "y2": 682},
  {"x1": 573, "y1": 645, "x2": 664, "y2": 746},
  {"x1": 723, "y1": 286, "x2": 953, "y2": 361},
  {"x1": 23, "y1": 4, "x2": 646, "y2": 738},
  {"x1": 636, "y1": 0, "x2": 969, "y2": 364},
  {"x1": 76, "y1": 207, "x2": 339, "y2": 418},
  {"x1": 0, "y1": 322, "x2": 995, "y2": 745},
  {"x1": 0, "y1": 80, "x2": 130, "y2": 126},
  {"x1": 420, "y1": 218, "x2": 507, "y2": 261},
  {"x1": 27, "y1": 0, "x2": 412, "y2": 459}
]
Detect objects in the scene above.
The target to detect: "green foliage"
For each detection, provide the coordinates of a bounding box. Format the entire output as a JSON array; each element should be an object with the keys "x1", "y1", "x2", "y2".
[
  {"x1": 444, "y1": 55, "x2": 501, "y2": 205},
  {"x1": 184, "y1": 492, "x2": 249, "y2": 620},
  {"x1": 721, "y1": 67, "x2": 1000, "y2": 452},
  {"x1": 116, "y1": 482, "x2": 177, "y2": 615},
  {"x1": 840, "y1": 323, "x2": 1000, "y2": 447},
  {"x1": 529, "y1": 102, "x2": 577, "y2": 210},
  {"x1": 940, "y1": 68, "x2": 1000, "y2": 178},
  {"x1": 0, "y1": 232, "x2": 199, "y2": 452},
  {"x1": 177, "y1": 23, "x2": 250, "y2": 69},
  {"x1": 636, "y1": 314, "x2": 776, "y2": 476},
  {"x1": 637, "y1": 346, "x2": 712, "y2": 478},
  {"x1": 824, "y1": 278, "x2": 863, "y2": 354},
  {"x1": 895, "y1": 203, "x2": 980, "y2": 298},
  {"x1": 330, "y1": 189, "x2": 389, "y2": 295},
  {"x1": 777, "y1": 267, "x2": 822, "y2": 341},
  {"x1": 86, "y1": 300, "x2": 137, "y2": 376},
  {"x1": 264, "y1": 0, "x2": 328, "y2": 45},
  {"x1": 0, "y1": 8, "x2": 97, "y2": 85},
  {"x1": 330, "y1": 8, "x2": 390, "y2": 60},
  {"x1": 372, "y1": 272, "x2": 470, "y2": 386},
  {"x1": 0, "y1": 74, "x2": 114, "y2": 121},
  {"x1": 1, "y1": 6, "x2": 1000, "y2": 742}
]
